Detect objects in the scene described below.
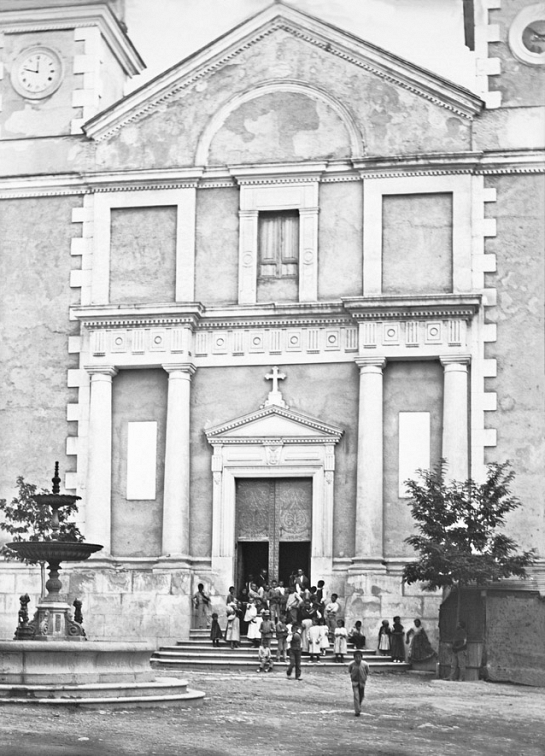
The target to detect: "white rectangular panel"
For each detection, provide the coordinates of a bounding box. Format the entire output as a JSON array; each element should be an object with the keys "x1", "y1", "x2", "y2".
[
  {"x1": 126, "y1": 421, "x2": 157, "y2": 500},
  {"x1": 399, "y1": 412, "x2": 430, "y2": 498}
]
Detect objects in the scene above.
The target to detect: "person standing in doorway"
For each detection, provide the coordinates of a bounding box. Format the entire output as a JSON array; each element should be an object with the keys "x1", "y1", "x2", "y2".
[
  {"x1": 286, "y1": 624, "x2": 303, "y2": 681},
  {"x1": 294, "y1": 568, "x2": 309, "y2": 594},
  {"x1": 348, "y1": 650, "x2": 370, "y2": 717},
  {"x1": 449, "y1": 621, "x2": 468, "y2": 681}
]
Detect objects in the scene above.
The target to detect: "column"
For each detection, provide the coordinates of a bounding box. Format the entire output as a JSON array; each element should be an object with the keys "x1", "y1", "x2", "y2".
[
  {"x1": 354, "y1": 357, "x2": 386, "y2": 569},
  {"x1": 85, "y1": 366, "x2": 117, "y2": 551},
  {"x1": 161, "y1": 363, "x2": 196, "y2": 558},
  {"x1": 441, "y1": 356, "x2": 470, "y2": 481}
]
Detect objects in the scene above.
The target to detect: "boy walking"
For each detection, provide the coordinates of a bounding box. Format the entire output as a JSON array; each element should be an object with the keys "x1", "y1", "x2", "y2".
[
  {"x1": 348, "y1": 650, "x2": 369, "y2": 717},
  {"x1": 286, "y1": 624, "x2": 303, "y2": 681}
]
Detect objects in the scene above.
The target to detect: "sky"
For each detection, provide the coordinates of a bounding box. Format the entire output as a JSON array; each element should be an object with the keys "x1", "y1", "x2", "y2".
[{"x1": 122, "y1": 0, "x2": 476, "y2": 93}]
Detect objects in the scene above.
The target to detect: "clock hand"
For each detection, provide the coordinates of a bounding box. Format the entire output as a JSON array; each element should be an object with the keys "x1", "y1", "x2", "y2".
[{"x1": 23, "y1": 66, "x2": 39, "y2": 73}]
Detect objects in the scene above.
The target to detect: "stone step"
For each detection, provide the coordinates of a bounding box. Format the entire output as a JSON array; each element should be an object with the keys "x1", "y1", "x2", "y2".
[
  {"x1": 0, "y1": 677, "x2": 205, "y2": 709},
  {"x1": 152, "y1": 656, "x2": 409, "y2": 672},
  {"x1": 158, "y1": 645, "x2": 385, "y2": 661}
]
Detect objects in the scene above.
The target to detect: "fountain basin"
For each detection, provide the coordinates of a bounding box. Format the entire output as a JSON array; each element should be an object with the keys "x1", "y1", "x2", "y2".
[
  {"x1": 0, "y1": 641, "x2": 205, "y2": 708},
  {"x1": 7, "y1": 541, "x2": 102, "y2": 562}
]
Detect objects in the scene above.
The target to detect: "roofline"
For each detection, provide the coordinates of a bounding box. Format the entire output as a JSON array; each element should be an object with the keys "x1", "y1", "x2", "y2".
[{"x1": 83, "y1": 1, "x2": 483, "y2": 142}]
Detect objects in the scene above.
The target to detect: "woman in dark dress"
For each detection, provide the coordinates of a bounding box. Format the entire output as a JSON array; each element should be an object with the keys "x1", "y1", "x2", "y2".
[
  {"x1": 406, "y1": 618, "x2": 436, "y2": 662},
  {"x1": 390, "y1": 616, "x2": 405, "y2": 662}
]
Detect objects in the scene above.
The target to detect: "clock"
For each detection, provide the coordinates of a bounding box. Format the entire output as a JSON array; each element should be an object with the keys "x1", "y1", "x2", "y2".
[
  {"x1": 509, "y1": 4, "x2": 545, "y2": 65},
  {"x1": 11, "y1": 46, "x2": 64, "y2": 99}
]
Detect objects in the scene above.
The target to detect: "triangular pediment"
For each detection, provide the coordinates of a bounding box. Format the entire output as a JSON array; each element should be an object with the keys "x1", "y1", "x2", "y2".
[
  {"x1": 205, "y1": 405, "x2": 343, "y2": 444},
  {"x1": 85, "y1": 2, "x2": 482, "y2": 144}
]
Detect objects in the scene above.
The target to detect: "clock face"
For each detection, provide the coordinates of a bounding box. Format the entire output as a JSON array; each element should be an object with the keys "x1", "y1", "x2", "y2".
[
  {"x1": 509, "y1": 4, "x2": 545, "y2": 66},
  {"x1": 11, "y1": 46, "x2": 64, "y2": 99},
  {"x1": 522, "y1": 20, "x2": 545, "y2": 54}
]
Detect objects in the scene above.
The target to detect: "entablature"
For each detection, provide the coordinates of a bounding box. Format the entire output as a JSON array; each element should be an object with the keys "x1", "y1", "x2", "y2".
[{"x1": 72, "y1": 295, "x2": 481, "y2": 368}]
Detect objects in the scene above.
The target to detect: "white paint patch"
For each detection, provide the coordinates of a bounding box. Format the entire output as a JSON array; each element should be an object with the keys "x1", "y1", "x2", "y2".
[
  {"x1": 126, "y1": 421, "x2": 157, "y2": 500},
  {"x1": 398, "y1": 411, "x2": 430, "y2": 497}
]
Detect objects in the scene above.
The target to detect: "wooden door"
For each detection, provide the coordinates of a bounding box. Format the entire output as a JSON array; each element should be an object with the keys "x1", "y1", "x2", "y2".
[{"x1": 236, "y1": 478, "x2": 312, "y2": 583}]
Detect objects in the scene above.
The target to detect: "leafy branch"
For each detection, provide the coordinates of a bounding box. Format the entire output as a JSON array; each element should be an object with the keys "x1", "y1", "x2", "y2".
[{"x1": 402, "y1": 461, "x2": 535, "y2": 592}]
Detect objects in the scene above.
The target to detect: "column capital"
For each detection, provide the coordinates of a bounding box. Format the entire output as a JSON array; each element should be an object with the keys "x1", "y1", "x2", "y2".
[
  {"x1": 440, "y1": 355, "x2": 471, "y2": 368},
  {"x1": 355, "y1": 357, "x2": 386, "y2": 372},
  {"x1": 162, "y1": 362, "x2": 196, "y2": 377},
  {"x1": 85, "y1": 365, "x2": 118, "y2": 378}
]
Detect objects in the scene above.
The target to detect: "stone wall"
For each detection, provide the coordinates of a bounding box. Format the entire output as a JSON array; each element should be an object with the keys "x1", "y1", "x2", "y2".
[
  {"x1": 484, "y1": 173, "x2": 545, "y2": 554},
  {"x1": 0, "y1": 196, "x2": 81, "y2": 506}
]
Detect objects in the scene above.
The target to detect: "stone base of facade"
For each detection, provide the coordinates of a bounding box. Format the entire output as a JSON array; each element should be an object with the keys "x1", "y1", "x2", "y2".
[{"x1": 0, "y1": 559, "x2": 442, "y2": 652}]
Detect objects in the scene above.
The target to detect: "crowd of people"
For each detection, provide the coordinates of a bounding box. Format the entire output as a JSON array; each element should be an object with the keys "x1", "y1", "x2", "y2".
[{"x1": 193, "y1": 570, "x2": 436, "y2": 668}]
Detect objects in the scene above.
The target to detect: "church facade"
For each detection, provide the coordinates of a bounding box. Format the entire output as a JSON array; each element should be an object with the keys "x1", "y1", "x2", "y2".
[{"x1": 0, "y1": 1, "x2": 543, "y2": 646}]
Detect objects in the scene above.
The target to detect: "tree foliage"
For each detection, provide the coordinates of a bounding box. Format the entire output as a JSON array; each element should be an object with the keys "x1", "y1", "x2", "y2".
[
  {"x1": 403, "y1": 461, "x2": 535, "y2": 592},
  {"x1": 0, "y1": 476, "x2": 84, "y2": 566}
]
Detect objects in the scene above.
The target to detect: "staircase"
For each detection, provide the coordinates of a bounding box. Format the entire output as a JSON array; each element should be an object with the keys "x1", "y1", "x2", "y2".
[{"x1": 152, "y1": 630, "x2": 410, "y2": 672}]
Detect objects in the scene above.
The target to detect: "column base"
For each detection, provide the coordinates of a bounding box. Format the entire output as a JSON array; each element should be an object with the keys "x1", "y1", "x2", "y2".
[
  {"x1": 348, "y1": 557, "x2": 387, "y2": 575},
  {"x1": 155, "y1": 555, "x2": 192, "y2": 570}
]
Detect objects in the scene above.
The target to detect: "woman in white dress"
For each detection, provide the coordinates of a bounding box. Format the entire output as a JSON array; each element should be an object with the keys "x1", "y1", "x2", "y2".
[
  {"x1": 225, "y1": 602, "x2": 240, "y2": 649},
  {"x1": 244, "y1": 600, "x2": 261, "y2": 647}
]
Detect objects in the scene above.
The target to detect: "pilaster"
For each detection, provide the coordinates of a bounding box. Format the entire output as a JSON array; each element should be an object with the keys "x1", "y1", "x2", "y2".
[
  {"x1": 85, "y1": 366, "x2": 118, "y2": 551},
  {"x1": 161, "y1": 363, "x2": 196, "y2": 559},
  {"x1": 440, "y1": 355, "x2": 470, "y2": 481},
  {"x1": 353, "y1": 356, "x2": 386, "y2": 572}
]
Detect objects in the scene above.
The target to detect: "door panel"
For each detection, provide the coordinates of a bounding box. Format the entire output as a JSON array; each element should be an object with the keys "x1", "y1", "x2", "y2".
[{"x1": 236, "y1": 478, "x2": 311, "y2": 583}]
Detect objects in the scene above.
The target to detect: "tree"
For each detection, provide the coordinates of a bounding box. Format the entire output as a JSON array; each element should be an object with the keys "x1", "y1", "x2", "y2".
[
  {"x1": 402, "y1": 461, "x2": 535, "y2": 612},
  {"x1": 0, "y1": 476, "x2": 84, "y2": 598}
]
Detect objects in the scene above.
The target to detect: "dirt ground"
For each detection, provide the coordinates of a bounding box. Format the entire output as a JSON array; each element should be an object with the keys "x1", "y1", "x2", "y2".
[{"x1": 0, "y1": 669, "x2": 544, "y2": 756}]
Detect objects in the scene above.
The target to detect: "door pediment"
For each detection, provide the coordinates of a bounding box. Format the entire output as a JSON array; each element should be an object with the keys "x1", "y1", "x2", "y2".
[{"x1": 205, "y1": 405, "x2": 343, "y2": 445}]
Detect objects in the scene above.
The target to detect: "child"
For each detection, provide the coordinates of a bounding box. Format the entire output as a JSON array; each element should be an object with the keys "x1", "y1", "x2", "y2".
[
  {"x1": 275, "y1": 613, "x2": 289, "y2": 662},
  {"x1": 348, "y1": 620, "x2": 366, "y2": 650},
  {"x1": 334, "y1": 618, "x2": 348, "y2": 663},
  {"x1": 325, "y1": 593, "x2": 340, "y2": 640},
  {"x1": 210, "y1": 612, "x2": 222, "y2": 647},
  {"x1": 378, "y1": 619, "x2": 391, "y2": 656},
  {"x1": 259, "y1": 610, "x2": 275, "y2": 649},
  {"x1": 257, "y1": 639, "x2": 273, "y2": 673},
  {"x1": 318, "y1": 617, "x2": 330, "y2": 656},
  {"x1": 348, "y1": 650, "x2": 370, "y2": 717},
  {"x1": 390, "y1": 616, "x2": 405, "y2": 662},
  {"x1": 307, "y1": 618, "x2": 322, "y2": 662}
]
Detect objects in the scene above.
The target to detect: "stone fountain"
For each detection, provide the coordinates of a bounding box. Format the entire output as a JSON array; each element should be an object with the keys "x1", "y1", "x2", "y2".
[{"x1": 0, "y1": 465, "x2": 204, "y2": 708}]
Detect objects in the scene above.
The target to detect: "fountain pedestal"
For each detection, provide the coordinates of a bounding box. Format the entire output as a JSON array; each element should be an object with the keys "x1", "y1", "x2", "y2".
[
  {"x1": 7, "y1": 542, "x2": 103, "y2": 642},
  {"x1": 0, "y1": 465, "x2": 204, "y2": 708}
]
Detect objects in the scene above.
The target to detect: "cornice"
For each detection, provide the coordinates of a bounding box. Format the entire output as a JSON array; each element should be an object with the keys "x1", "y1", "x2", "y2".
[
  {"x1": 342, "y1": 295, "x2": 481, "y2": 320},
  {"x1": 72, "y1": 303, "x2": 204, "y2": 329},
  {"x1": 82, "y1": 4, "x2": 482, "y2": 142},
  {"x1": 0, "y1": 151, "x2": 542, "y2": 199},
  {"x1": 71, "y1": 296, "x2": 481, "y2": 332},
  {"x1": 205, "y1": 404, "x2": 343, "y2": 440},
  {"x1": 476, "y1": 150, "x2": 545, "y2": 175},
  {"x1": 230, "y1": 160, "x2": 328, "y2": 185},
  {"x1": 0, "y1": 3, "x2": 145, "y2": 76},
  {"x1": 210, "y1": 436, "x2": 341, "y2": 445}
]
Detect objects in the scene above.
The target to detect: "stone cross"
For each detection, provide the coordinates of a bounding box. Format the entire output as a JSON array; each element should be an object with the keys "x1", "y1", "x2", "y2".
[
  {"x1": 263, "y1": 366, "x2": 288, "y2": 408},
  {"x1": 265, "y1": 366, "x2": 286, "y2": 393}
]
